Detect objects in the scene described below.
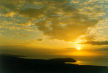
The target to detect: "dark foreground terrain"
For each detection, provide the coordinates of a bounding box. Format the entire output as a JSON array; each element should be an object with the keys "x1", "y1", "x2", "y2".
[{"x1": 0, "y1": 55, "x2": 108, "y2": 73}]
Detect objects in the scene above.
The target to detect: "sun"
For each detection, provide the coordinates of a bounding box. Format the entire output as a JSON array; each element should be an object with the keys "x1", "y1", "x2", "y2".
[
  {"x1": 76, "y1": 46, "x2": 81, "y2": 50},
  {"x1": 74, "y1": 38, "x2": 83, "y2": 50},
  {"x1": 76, "y1": 44, "x2": 82, "y2": 50}
]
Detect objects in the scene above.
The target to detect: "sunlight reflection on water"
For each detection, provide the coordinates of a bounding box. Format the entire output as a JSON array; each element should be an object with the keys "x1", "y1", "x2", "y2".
[{"x1": 65, "y1": 60, "x2": 84, "y2": 65}]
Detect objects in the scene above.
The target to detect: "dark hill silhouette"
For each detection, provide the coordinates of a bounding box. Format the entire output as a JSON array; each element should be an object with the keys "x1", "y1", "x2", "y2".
[
  {"x1": 48, "y1": 58, "x2": 76, "y2": 63},
  {"x1": 0, "y1": 54, "x2": 108, "y2": 73}
]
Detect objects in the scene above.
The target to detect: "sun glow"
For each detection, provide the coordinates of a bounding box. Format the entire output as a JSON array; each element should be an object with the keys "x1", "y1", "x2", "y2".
[
  {"x1": 76, "y1": 45, "x2": 81, "y2": 50},
  {"x1": 74, "y1": 38, "x2": 84, "y2": 50}
]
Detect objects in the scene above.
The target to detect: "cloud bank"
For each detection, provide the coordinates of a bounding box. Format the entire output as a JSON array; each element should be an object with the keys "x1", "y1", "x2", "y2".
[
  {"x1": 0, "y1": 0, "x2": 106, "y2": 41},
  {"x1": 83, "y1": 41, "x2": 108, "y2": 45}
]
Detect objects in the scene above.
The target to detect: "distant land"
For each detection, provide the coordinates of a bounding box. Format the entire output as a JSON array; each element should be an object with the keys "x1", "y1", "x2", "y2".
[{"x1": 0, "y1": 54, "x2": 108, "y2": 73}]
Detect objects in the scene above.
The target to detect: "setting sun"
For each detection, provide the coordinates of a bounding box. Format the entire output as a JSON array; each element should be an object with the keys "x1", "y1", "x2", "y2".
[
  {"x1": 74, "y1": 38, "x2": 83, "y2": 50},
  {"x1": 76, "y1": 46, "x2": 81, "y2": 50}
]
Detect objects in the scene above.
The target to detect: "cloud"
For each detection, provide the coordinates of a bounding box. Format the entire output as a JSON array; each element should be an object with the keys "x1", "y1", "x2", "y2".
[
  {"x1": 0, "y1": 0, "x2": 106, "y2": 41},
  {"x1": 82, "y1": 41, "x2": 108, "y2": 45}
]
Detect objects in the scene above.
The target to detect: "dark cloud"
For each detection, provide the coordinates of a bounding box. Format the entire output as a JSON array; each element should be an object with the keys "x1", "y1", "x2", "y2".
[
  {"x1": 82, "y1": 41, "x2": 108, "y2": 45},
  {"x1": 37, "y1": 38, "x2": 43, "y2": 41}
]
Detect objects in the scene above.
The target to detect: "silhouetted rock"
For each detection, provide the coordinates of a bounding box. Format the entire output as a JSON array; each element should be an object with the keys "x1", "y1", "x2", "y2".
[
  {"x1": 0, "y1": 54, "x2": 108, "y2": 73},
  {"x1": 49, "y1": 58, "x2": 76, "y2": 62},
  {"x1": 48, "y1": 58, "x2": 76, "y2": 64}
]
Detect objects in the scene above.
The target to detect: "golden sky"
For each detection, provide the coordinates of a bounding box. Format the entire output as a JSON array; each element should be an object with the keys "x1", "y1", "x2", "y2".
[{"x1": 0, "y1": 0, "x2": 108, "y2": 59}]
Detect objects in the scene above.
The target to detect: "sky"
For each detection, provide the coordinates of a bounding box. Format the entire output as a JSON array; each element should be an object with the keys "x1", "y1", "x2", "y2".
[{"x1": 0, "y1": 0, "x2": 108, "y2": 66}]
